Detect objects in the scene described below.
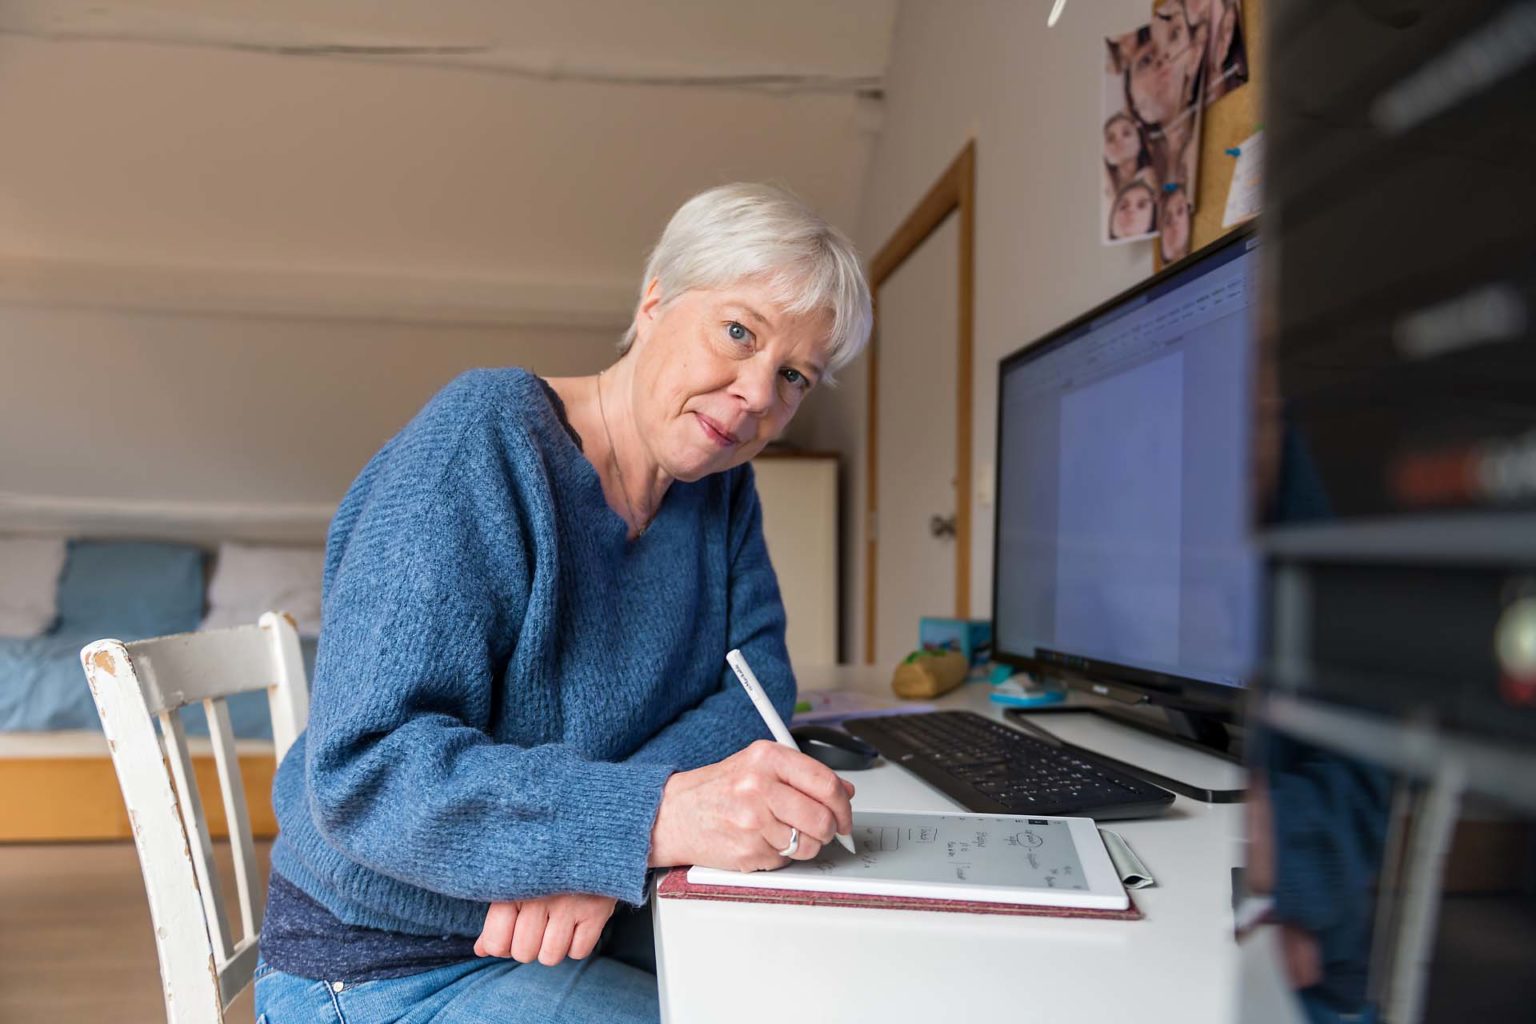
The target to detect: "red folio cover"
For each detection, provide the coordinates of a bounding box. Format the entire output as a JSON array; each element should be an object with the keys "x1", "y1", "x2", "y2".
[{"x1": 657, "y1": 867, "x2": 1142, "y2": 921}]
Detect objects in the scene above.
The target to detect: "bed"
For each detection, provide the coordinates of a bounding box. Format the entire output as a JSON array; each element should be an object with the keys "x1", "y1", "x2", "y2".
[{"x1": 0, "y1": 535, "x2": 318, "y2": 841}]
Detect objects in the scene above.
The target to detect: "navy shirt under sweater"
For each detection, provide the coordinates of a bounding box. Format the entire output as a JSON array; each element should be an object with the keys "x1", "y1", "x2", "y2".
[{"x1": 261, "y1": 369, "x2": 794, "y2": 980}]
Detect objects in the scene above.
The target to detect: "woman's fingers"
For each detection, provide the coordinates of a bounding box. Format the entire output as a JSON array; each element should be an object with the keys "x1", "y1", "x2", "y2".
[
  {"x1": 770, "y1": 822, "x2": 824, "y2": 862},
  {"x1": 753, "y1": 818, "x2": 821, "y2": 866},
  {"x1": 766, "y1": 782, "x2": 839, "y2": 846},
  {"x1": 763, "y1": 745, "x2": 855, "y2": 835},
  {"x1": 537, "y1": 911, "x2": 577, "y2": 967},
  {"x1": 569, "y1": 916, "x2": 606, "y2": 961},
  {"x1": 478, "y1": 894, "x2": 617, "y2": 965},
  {"x1": 474, "y1": 901, "x2": 519, "y2": 958},
  {"x1": 509, "y1": 900, "x2": 550, "y2": 964},
  {"x1": 741, "y1": 744, "x2": 852, "y2": 865}
]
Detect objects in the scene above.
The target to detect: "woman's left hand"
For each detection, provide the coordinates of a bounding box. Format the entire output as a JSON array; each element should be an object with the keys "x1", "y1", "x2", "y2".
[{"x1": 473, "y1": 893, "x2": 617, "y2": 965}]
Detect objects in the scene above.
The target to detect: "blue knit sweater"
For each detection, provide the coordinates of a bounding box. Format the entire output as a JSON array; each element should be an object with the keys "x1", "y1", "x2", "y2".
[{"x1": 266, "y1": 368, "x2": 794, "y2": 939}]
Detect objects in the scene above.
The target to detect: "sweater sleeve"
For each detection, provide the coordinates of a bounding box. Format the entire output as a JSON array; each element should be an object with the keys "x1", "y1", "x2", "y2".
[
  {"x1": 625, "y1": 464, "x2": 797, "y2": 773},
  {"x1": 304, "y1": 380, "x2": 672, "y2": 907}
]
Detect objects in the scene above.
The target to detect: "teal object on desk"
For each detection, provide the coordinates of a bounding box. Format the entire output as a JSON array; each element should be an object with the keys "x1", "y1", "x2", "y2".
[{"x1": 989, "y1": 676, "x2": 1066, "y2": 708}]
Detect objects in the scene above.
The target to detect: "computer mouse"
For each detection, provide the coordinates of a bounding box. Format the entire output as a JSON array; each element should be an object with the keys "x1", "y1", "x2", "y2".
[{"x1": 789, "y1": 724, "x2": 880, "y2": 771}]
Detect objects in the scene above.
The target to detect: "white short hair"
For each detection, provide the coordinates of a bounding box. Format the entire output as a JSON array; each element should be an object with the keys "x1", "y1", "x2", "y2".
[{"x1": 620, "y1": 183, "x2": 872, "y2": 385}]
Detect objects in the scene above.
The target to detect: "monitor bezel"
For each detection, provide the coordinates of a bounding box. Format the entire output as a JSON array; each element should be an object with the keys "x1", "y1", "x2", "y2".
[{"x1": 990, "y1": 223, "x2": 1260, "y2": 719}]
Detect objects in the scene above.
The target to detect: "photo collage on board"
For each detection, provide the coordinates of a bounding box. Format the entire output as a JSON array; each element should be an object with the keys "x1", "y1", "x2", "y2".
[{"x1": 1100, "y1": 0, "x2": 1248, "y2": 262}]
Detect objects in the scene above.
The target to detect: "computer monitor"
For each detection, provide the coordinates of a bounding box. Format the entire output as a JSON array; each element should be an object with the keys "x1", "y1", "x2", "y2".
[{"x1": 992, "y1": 227, "x2": 1260, "y2": 750}]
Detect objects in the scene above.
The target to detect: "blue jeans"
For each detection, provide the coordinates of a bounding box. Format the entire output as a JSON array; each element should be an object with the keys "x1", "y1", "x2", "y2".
[
  {"x1": 253, "y1": 906, "x2": 660, "y2": 1024},
  {"x1": 254, "y1": 955, "x2": 659, "y2": 1024}
]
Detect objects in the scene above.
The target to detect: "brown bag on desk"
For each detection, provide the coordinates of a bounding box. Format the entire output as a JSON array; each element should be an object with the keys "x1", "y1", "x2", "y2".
[{"x1": 891, "y1": 650, "x2": 969, "y2": 700}]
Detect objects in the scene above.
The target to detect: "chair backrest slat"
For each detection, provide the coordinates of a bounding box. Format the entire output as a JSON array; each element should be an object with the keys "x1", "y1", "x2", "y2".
[
  {"x1": 82, "y1": 611, "x2": 310, "y2": 1024},
  {"x1": 160, "y1": 710, "x2": 235, "y2": 963},
  {"x1": 219, "y1": 937, "x2": 259, "y2": 1008},
  {"x1": 205, "y1": 697, "x2": 261, "y2": 941},
  {"x1": 260, "y1": 612, "x2": 309, "y2": 761},
  {"x1": 132, "y1": 627, "x2": 285, "y2": 713}
]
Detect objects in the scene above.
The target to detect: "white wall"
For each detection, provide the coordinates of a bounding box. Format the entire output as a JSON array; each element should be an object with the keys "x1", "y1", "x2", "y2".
[
  {"x1": 803, "y1": 0, "x2": 1159, "y2": 661},
  {"x1": 0, "y1": 4, "x2": 892, "y2": 538},
  {"x1": 0, "y1": 21, "x2": 883, "y2": 317},
  {"x1": 0, "y1": 308, "x2": 616, "y2": 541}
]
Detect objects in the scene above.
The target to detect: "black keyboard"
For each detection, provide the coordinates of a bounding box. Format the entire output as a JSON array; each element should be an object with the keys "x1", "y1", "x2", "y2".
[{"x1": 845, "y1": 711, "x2": 1175, "y2": 820}]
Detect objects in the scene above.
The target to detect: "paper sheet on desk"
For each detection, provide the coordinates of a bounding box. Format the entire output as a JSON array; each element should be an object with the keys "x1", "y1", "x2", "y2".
[{"x1": 791, "y1": 689, "x2": 934, "y2": 725}]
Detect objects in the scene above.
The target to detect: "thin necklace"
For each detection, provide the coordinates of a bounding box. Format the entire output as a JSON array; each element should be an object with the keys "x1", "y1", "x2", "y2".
[{"x1": 596, "y1": 370, "x2": 652, "y2": 537}]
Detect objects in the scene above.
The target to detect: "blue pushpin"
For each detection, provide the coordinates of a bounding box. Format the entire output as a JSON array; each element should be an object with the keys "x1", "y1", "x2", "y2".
[
  {"x1": 1225, "y1": 146, "x2": 1243, "y2": 157},
  {"x1": 1163, "y1": 182, "x2": 1179, "y2": 192}
]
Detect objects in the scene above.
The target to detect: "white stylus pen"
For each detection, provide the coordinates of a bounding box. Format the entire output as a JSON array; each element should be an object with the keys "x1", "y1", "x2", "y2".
[{"x1": 726, "y1": 648, "x2": 857, "y2": 855}]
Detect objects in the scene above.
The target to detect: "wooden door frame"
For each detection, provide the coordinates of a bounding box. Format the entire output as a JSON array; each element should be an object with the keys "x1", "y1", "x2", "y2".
[{"x1": 863, "y1": 140, "x2": 976, "y2": 664}]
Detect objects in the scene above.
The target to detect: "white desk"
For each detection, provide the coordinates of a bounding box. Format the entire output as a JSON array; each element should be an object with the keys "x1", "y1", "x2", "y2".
[{"x1": 653, "y1": 667, "x2": 1249, "y2": 1024}]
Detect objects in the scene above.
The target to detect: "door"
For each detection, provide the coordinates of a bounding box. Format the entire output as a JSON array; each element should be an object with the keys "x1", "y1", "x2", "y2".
[
  {"x1": 862, "y1": 141, "x2": 975, "y2": 665},
  {"x1": 872, "y1": 214, "x2": 959, "y2": 668}
]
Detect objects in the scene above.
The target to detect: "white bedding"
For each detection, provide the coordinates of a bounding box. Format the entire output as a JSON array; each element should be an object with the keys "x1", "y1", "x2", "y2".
[
  {"x1": 0, "y1": 536, "x2": 66, "y2": 636},
  {"x1": 200, "y1": 542, "x2": 325, "y2": 637}
]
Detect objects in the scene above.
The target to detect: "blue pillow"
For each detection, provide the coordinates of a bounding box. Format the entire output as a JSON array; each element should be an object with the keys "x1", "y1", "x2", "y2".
[{"x1": 55, "y1": 540, "x2": 206, "y2": 642}]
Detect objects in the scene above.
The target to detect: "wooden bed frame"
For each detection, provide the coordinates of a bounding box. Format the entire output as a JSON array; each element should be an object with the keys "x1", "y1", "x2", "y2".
[{"x1": 0, "y1": 731, "x2": 278, "y2": 842}]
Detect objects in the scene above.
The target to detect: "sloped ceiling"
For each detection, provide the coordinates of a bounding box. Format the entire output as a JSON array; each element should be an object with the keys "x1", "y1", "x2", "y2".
[{"x1": 0, "y1": 0, "x2": 896, "y2": 326}]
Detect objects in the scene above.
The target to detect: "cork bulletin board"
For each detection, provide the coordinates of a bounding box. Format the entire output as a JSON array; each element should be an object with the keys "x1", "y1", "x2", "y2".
[{"x1": 1155, "y1": 0, "x2": 1264, "y2": 271}]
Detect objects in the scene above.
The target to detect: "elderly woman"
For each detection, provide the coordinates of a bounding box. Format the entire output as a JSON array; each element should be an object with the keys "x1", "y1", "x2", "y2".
[{"x1": 254, "y1": 184, "x2": 871, "y2": 1023}]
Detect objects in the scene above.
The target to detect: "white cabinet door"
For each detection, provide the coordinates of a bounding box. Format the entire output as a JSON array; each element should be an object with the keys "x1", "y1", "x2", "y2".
[{"x1": 752, "y1": 456, "x2": 838, "y2": 667}]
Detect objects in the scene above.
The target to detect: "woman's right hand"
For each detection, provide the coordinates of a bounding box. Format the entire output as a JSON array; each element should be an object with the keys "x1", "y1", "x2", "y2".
[
  {"x1": 473, "y1": 893, "x2": 616, "y2": 966},
  {"x1": 648, "y1": 739, "x2": 856, "y2": 872}
]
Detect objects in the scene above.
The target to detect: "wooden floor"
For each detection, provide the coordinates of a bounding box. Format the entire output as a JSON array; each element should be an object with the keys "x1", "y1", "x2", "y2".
[{"x1": 0, "y1": 841, "x2": 266, "y2": 1023}]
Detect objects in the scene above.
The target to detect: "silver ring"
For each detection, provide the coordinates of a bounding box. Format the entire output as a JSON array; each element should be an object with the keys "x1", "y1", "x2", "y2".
[{"x1": 777, "y1": 827, "x2": 800, "y2": 857}]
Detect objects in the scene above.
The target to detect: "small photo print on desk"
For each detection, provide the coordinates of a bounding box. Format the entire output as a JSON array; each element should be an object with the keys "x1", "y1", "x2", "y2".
[{"x1": 688, "y1": 811, "x2": 1128, "y2": 911}]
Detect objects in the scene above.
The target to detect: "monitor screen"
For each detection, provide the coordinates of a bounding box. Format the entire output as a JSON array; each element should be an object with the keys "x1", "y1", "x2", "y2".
[{"x1": 994, "y1": 232, "x2": 1260, "y2": 696}]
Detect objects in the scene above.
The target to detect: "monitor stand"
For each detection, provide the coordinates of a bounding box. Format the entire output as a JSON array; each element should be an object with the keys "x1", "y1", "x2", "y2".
[{"x1": 1004, "y1": 700, "x2": 1248, "y2": 803}]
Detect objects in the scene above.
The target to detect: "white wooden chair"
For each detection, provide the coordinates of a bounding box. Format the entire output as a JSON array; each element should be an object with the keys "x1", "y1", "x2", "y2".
[{"x1": 81, "y1": 611, "x2": 309, "y2": 1024}]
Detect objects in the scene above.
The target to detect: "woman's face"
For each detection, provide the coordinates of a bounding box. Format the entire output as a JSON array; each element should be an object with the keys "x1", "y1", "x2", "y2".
[
  {"x1": 1111, "y1": 186, "x2": 1156, "y2": 238},
  {"x1": 1131, "y1": 4, "x2": 1199, "y2": 125},
  {"x1": 1160, "y1": 191, "x2": 1192, "y2": 260},
  {"x1": 628, "y1": 277, "x2": 832, "y2": 482},
  {"x1": 1104, "y1": 117, "x2": 1141, "y2": 166}
]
